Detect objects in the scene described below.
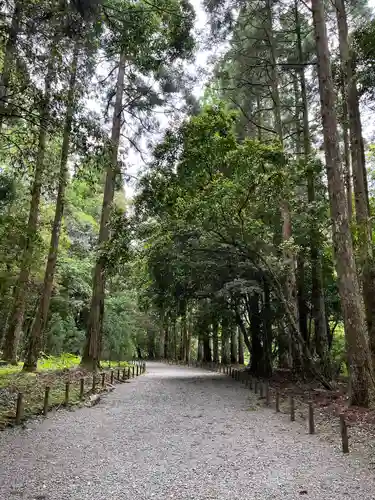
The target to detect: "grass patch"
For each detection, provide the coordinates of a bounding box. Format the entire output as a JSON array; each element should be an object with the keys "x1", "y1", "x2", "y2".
[{"x1": 0, "y1": 354, "x2": 132, "y2": 428}]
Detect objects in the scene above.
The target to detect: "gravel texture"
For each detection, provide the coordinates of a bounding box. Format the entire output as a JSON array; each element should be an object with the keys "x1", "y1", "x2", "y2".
[{"x1": 0, "y1": 362, "x2": 374, "y2": 500}]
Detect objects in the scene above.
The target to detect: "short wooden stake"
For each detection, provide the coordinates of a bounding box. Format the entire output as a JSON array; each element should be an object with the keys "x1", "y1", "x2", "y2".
[
  {"x1": 15, "y1": 392, "x2": 23, "y2": 425},
  {"x1": 117, "y1": 369, "x2": 120, "y2": 381},
  {"x1": 110, "y1": 370, "x2": 114, "y2": 384},
  {"x1": 127, "y1": 367, "x2": 131, "y2": 379},
  {"x1": 340, "y1": 414, "x2": 349, "y2": 454},
  {"x1": 290, "y1": 395, "x2": 295, "y2": 422},
  {"x1": 308, "y1": 401, "x2": 315, "y2": 434},
  {"x1": 65, "y1": 381, "x2": 70, "y2": 406},
  {"x1": 80, "y1": 378, "x2": 84, "y2": 399},
  {"x1": 276, "y1": 391, "x2": 280, "y2": 412},
  {"x1": 92, "y1": 374, "x2": 96, "y2": 392},
  {"x1": 254, "y1": 380, "x2": 258, "y2": 394},
  {"x1": 43, "y1": 386, "x2": 50, "y2": 416},
  {"x1": 101, "y1": 372, "x2": 106, "y2": 388},
  {"x1": 136, "y1": 365, "x2": 139, "y2": 376},
  {"x1": 132, "y1": 366, "x2": 135, "y2": 378},
  {"x1": 122, "y1": 368, "x2": 126, "y2": 380}
]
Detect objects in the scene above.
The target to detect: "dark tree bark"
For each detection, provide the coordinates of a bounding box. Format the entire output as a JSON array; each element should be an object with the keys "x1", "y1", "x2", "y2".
[
  {"x1": 296, "y1": 0, "x2": 330, "y2": 376},
  {"x1": 335, "y1": 0, "x2": 375, "y2": 370},
  {"x1": 312, "y1": 0, "x2": 375, "y2": 406},
  {"x1": 249, "y1": 293, "x2": 262, "y2": 376},
  {"x1": 0, "y1": 1, "x2": 21, "y2": 131},
  {"x1": 238, "y1": 327, "x2": 244, "y2": 365},
  {"x1": 23, "y1": 43, "x2": 79, "y2": 371},
  {"x1": 3, "y1": 47, "x2": 55, "y2": 365},
  {"x1": 81, "y1": 50, "x2": 126, "y2": 369},
  {"x1": 212, "y1": 318, "x2": 219, "y2": 362},
  {"x1": 230, "y1": 327, "x2": 237, "y2": 364}
]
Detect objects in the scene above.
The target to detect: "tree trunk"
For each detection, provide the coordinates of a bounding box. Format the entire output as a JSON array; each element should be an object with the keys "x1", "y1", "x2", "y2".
[
  {"x1": 164, "y1": 320, "x2": 169, "y2": 359},
  {"x1": 203, "y1": 331, "x2": 211, "y2": 362},
  {"x1": 296, "y1": 253, "x2": 308, "y2": 343},
  {"x1": 230, "y1": 327, "x2": 237, "y2": 364},
  {"x1": 249, "y1": 293, "x2": 262, "y2": 376},
  {"x1": 238, "y1": 327, "x2": 244, "y2": 364},
  {"x1": 341, "y1": 88, "x2": 353, "y2": 221},
  {"x1": 335, "y1": 0, "x2": 375, "y2": 370},
  {"x1": 212, "y1": 318, "x2": 219, "y2": 362},
  {"x1": 312, "y1": 0, "x2": 375, "y2": 406},
  {"x1": 262, "y1": 280, "x2": 273, "y2": 377},
  {"x1": 23, "y1": 44, "x2": 79, "y2": 372},
  {"x1": 266, "y1": 0, "x2": 299, "y2": 370},
  {"x1": 0, "y1": 1, "x2": 21, "y2": 131},
  {"x1": 221, "y1": 315, "x2": 230, "y2": 364},
  {"x1": 81, "y1": 51, "x2": 126, "y2": 369},
  {"x1": 2, "y1": 49, "x2": 55, "y2": 364},
  {"x1": 296, "y1": 0, "x2": 330, "y2": 375}
]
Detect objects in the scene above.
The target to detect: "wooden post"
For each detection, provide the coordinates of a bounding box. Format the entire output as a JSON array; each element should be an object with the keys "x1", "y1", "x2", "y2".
[
  {"x1": 43, "y1": 386, "x2": 50, "y2": 416},
  {"x1": 290, "y1": 395, "x2": 295, "y2": 422},
  {"x1": 15, "y1": 393, "x2": 23, "y2": 425},
  {"x1": 92, "y1": 374, "x2": 96, "y2": 392},
  {"x1": 340, "y1": 414, "x2": 349, "y2": 454},
  {"x1": 144, "y1": 362, "x2": 146, "y2": 373},
  {"x1": 308, "y1": 401, "x2": 315, "y2": 434},
  {"x1": 254, "y1": 380, "x2": 258, "y2": 394},
  {"x1": 132, "y1": 366, "x2": 135, "y2": 378},
  {"x1": 65, "y1": 381, "x2": 70, "y2": 406},
  {"x1": 276, "y1": 391, "x2": 280, "y2": 412},
  {"x1": 80, "y1": 378, "x2": 84, "y2": 399},
  {"x1": 101, "y1": 372, "x2": 106, "y2": 388},
  {"x1": 136, "y1": 365, "x2": 139, "y2": 376},
  {"x1": 110, "y1": 370, "x2": 114, "y2": 384},
  {"x1": 259, "y1": 382, "x2": 264, "y2": 399},
  {"x1": 122, "y1": 368, "x2": 126, "y2": 380},
  {"x1": 265, "y1": 382, "x2": 270, "y2": 406}
]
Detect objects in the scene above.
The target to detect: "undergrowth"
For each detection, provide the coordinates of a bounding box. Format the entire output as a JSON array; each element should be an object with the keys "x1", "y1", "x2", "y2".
[{"x1": 0, "y1": 354, "x2": 133, "y2": 428}]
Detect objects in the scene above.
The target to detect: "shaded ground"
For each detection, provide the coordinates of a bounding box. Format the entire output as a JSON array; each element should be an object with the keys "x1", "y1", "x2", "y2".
[
  {"x1": 0, "y1": 362, "x2": 374, "y2": 500},
  {"x1": 0, "y1": 360, "x2": 131, "y2": 428}
]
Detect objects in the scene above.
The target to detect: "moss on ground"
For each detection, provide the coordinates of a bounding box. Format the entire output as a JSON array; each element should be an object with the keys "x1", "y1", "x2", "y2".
[{"x1": 0, "y1": 354, "x2": 133, "y2": 428}]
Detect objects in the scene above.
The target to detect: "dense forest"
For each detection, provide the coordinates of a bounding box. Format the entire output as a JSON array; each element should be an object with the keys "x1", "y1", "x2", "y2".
[{"x1": 1, "y1": 0, "x2": 375, "y2": 407}]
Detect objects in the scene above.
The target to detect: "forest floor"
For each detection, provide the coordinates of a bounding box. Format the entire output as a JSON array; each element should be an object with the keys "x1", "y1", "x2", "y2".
[
  {"x1": 0, "y1": 355, "x2": 130, "y2": 428},
  {"x1": 0, "y1": 363, "x2": 374, "y2": 499}
]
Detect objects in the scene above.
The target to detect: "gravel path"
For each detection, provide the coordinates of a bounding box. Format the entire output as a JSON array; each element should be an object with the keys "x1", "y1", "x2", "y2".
[{"x1": 0, "y1": 362, "x2": 374, "y2": 500}]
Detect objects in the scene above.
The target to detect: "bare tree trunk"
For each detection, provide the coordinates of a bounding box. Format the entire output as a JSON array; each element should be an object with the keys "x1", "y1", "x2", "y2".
[
  {"x1": 312, "y1": 0, "x2": 375, "y2": 406},
  {"x1": 341, "y1": 88, "x2": 353, "y2": 221},
  {"x1": 0, "y1": 1, "x2": 21, "y2": 131},
  {"x1": 335, "y1": 0, "x2": 375, "y2": 370},
  {"x1": 265, "y1": 0, "x2": 299, "y2": 370},
  {"x1": 221, "y1": 315, "x2": 230, "y2": 364},
  {"x1": 262, "y1": 280, "x2": 273, "y2": 377},
  {"x1": 81, "y1": 51, "x2": 126, "y2": 369},
  {"x1": 238, "y1": 327, "x2": 244, "y2": 364},
  {"x1": 295, "y1": 0, "x2": 330, "y2": 376},
  {"x1": 249, "y1": 293, "x2": 262, "y2": 376},
  {"x1": 2, "y1": 49, "x2": 55, "y2": 364},
  {"x1": 230, "y1": 327, "x2": 237, "y2": 364},
  {"x1": 23, "y1": 44, "x2": 79, "y2": 372},
  {"x1": 212, "y1": 318, "x2": 219, "y2": 362}
]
